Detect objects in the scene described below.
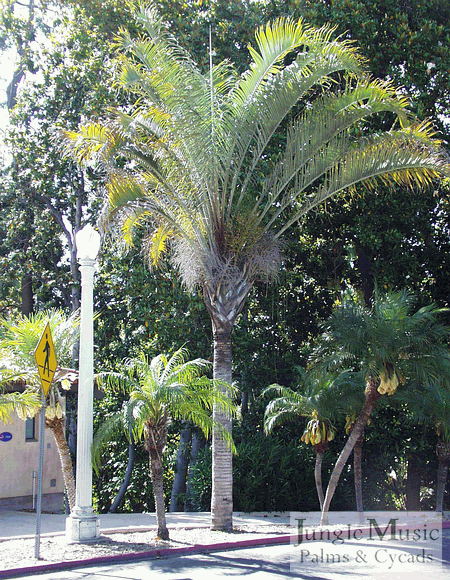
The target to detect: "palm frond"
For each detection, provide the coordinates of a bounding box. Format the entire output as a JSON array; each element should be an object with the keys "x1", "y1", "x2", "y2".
[
  {"x1": 0, "y1": 390, "x2": 41, "y2": 423},
  {"x1": 59, "y1": 9, "x2": 450, "y2": 307},
  {"x1": 311, "y1": 289, "x2": 450, "y2": 396}
]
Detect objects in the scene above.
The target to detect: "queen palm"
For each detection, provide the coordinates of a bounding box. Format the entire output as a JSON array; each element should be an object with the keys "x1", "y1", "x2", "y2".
[
  {"x1": 93, "y1": 348, "x2": 235, "y2": 540},
  {"x1": 264, "y1": 369, "x2": 362, "y2": 509},
  {"x1": 312, "y1": 289, "x2": 450, "y2": 523},
  {"x1": 0, "y1": 310, "x2": 79, "y2": 510},
  {"x1": 62, "y1": 6, "x2": 450, "y2": 530},
  {"x1": 263, "y1": 376, "x2": 337, "y2": 510}
]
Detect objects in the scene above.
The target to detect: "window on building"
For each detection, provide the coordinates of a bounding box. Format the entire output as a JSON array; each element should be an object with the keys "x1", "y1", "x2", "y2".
[{"x1": 25, "y1": 417, "x2": 36, "y2": 441}]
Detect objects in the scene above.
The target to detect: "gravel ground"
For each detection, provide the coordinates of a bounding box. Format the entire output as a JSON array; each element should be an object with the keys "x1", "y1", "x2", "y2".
[{"x1": 0, "y1": 525, "x2": 291, "y2": 571}]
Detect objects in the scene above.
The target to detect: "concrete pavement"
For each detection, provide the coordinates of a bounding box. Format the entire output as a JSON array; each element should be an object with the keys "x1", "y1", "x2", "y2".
[
  {"x1": 0, "y1": 510, "x2": 290, "y2": 540},
  {"x1": 1, "y1": 510, "x2": 449, "y2": 578}
]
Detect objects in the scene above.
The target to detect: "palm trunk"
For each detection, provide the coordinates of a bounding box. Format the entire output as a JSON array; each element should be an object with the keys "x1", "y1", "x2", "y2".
[
  {"x1": 405, "y1": 453, "x2": 421, "y2": 510},
  {"x1": 354, "y1": 432, "x2": 364, "y2": 514},
  {"x1": 314, "y1": 450, "x2": 325, "y2": 510},
  {"x1": 211, "y1": 326, "x2": 233, "y2": 531},
  {"x1": 46, "y1": 417, "x2": 76, "y2": 512},
  {"x1": 203, "y1": 280, "x2": 251, "y2": 532},
  {"x1": 436, "y1": 461, "x2": 448, "y2": 512},
  {"x1": 149, "y1": 451, "x2": 169, "y2": 539},
  {"x1": 145, "y1": 422, "x2": 169, "y2": 540},
  {"x1": 321, "y1": 378, "x2": 380, "y2": 524},
  {"x1": 436, "y1": 440, "x2": 450, "y2": 512}
]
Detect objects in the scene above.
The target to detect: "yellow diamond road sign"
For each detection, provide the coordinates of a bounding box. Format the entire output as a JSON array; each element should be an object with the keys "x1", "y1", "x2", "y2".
[{"x1": 34, "y1": 323, "x2": 57, "y2": 396}]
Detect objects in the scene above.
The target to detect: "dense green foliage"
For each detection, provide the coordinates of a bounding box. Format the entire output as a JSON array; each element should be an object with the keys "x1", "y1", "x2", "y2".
[{"x1": 2, "y1": 0, "x2": 450, "y2": 515}]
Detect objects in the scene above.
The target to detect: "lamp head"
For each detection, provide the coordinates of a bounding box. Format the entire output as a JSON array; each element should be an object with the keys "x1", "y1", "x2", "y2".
[{"x1": 76, "y1": 224, "x2": 101, "y2": 261}]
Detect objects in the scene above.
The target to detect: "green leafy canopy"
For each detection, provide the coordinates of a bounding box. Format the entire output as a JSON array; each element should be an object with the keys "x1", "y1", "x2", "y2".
[{"x1": 60, "y1": 4, "x2": 450, "y2": 309}]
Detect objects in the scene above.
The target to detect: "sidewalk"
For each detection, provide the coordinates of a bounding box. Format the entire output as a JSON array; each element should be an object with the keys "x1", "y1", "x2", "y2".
[
  {"x1": 1, "y1": 510, "x2": 448, "y2": 578},
  {"x1": 0, "y1": 511, "x2": 292, "y2": 578},
  {"x1": 0, "y1": 510, "x2": 290, "y2": 540}
]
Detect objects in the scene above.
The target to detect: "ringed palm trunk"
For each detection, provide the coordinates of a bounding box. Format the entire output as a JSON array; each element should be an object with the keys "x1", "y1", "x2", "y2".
[
  {"x1": 321, "y1": 377, "x2": 380, "y2": 524},
  {"x1": 45, "y1": 416, "x2": 76, "y2": 512},
  {"x1": 436, "y1": 440, "x2": 450, "y2": 512},
  {"x1": 145, "y1": 421, "x2": 169, "y2": 540},
  {"x1": 203, "y1": 279, "x2": 251, "y2": 532},
  {"x1": 210, "y1": 326, "x2": 233, "y2": 531}
]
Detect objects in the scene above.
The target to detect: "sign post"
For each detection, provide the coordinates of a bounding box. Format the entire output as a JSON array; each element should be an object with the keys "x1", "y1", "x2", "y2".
[{"x1": 33, "y1": 323, "x2": 57, "y2": 560}]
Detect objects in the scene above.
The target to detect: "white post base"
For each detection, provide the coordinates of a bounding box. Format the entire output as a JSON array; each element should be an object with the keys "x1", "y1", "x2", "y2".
[{"x1": 66, "y1": 513, "x2": 100, "y2": 542}]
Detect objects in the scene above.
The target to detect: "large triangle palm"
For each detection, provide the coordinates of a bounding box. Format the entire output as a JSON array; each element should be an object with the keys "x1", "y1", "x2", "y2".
[{"x1": 62, "y1": 6, "x2": 450, "y2": 530}]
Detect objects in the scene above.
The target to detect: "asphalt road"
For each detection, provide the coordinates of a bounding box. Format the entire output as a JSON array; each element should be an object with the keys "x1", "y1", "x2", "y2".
[{"x1": 7, "y1": 530, "x2": 450, "y2": 580}]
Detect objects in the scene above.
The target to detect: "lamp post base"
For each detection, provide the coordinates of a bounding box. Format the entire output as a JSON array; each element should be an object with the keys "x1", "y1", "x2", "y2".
[{"x1": 66, "y1": 511, "x2": 100, "y2": 542}]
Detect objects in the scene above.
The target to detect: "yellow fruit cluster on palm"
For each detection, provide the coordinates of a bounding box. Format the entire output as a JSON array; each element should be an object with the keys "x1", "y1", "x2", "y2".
[
  {"x1": 301, "y1": 412, "x2": 335, "y2": 446},
  {"x1": 45, "y1": 402, "x2": 63, "y2": 420},
  {"x1": 377, "y1": 371, "x2": 399, "y2": 395},
  {"x1": 345, "y1": 413, "x2": 371, "y2": 435}
]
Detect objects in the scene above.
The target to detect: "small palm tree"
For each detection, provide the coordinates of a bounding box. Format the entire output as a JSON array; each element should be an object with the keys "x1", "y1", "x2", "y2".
[
  {"x1": 263, "y1": 372, "x2": 341, "y2": 510},
  {"x1": 93, "y1": 348, "x2": 236, "y2": 540},
  {"x1": 312, "y1": 289, "x2": 450, "y2": 523},
  {"x1": 0, "y1": 310, "x2": 79, "y2": 510},
  {"x1": 61, "y1": 7, "x2": 450, "y2": 530}
]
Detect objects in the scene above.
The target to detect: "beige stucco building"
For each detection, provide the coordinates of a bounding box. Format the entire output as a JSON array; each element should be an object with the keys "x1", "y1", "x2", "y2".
[{"x1": 0, "y1": 411, "x2": 65, "y2": 511}]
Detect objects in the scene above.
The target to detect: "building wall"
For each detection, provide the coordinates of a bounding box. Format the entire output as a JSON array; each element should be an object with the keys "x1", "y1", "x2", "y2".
[{"x1": 0, "y1": 411, "x2": 65, "y2": 511}]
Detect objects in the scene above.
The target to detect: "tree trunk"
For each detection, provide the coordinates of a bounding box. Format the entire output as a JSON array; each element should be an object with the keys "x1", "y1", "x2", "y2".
[
  {"x1": 211, "y1": 326, "x2": 233, "y2": 531},
  {"x1": 436, "y1": 461, "x2": 448, "y2": 513},
  {"x1": 21, "y1": 273, "x2": 33, "y2": 316},
  {"x1": 170, "y1": 423, "x2": 192, "y2": 512},
  {"x1": 185, "y1": 430, "x2": 206, "y2": 511},
  {"x1": 241, "y1": 391, "x2": 249, "y2": 415},
  {"x1": 354, "y1": 432, "x2": 364, "y2": 514},
  {"x1": 321, "y1": 378, "x2": 380, "y2": 524},
  {"x1": 109, "y1": 442, "x2": 135, "y2": 513},
  {"x1": 46, "y1": 417, "x2": 76, "y2": 512},
  {"x1": 314, "y1": 451, "x2": 325, "y2": 510},
  {"x1": 149, "y1": 450, "x2": 169, "y2": 540},
  {"x1": 436, "y1": 440, "x2": 450, "y2": 512},
  {"x1": 202, "y1": 279, "x2": 251, "y2": 531},
  {"x1": 405, "y1": 454, "x2": 421, "y2": 511},
  {"x1": 145, "y1": 421, "x2": 169, "y2": 540}
]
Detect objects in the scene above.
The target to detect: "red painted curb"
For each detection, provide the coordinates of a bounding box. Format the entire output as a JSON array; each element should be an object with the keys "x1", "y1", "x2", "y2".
[{"x1": 0, "y1": 534, "x2": 291, "y2": 578}]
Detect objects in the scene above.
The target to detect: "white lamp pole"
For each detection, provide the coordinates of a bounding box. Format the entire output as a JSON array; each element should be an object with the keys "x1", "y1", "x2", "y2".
[{"x1": 66, "y1": 224, "x2": 101, "y2": 542}]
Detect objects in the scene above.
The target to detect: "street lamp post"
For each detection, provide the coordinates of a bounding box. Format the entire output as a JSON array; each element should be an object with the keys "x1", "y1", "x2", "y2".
[{"x1": 66, "y1": 224, "x2": 101, "y2": 542}]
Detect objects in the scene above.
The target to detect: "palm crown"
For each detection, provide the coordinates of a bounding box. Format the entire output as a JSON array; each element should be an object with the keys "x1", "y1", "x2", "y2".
[
  {"x1": 94, "y1": 348, "x2": 235, "y2": 461},
  {"x1": 63, "y1": 9, "x2": 449, "y2": 330},
  {"x1": 94, "y1": 347, "x2": 236, "y2": 539},
  {"x1": 312, "y1": 289, "x2": 450, "y2": 395},
  {"x1": 0, "y1": 309, "x2": 79, "y2": 399}
]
